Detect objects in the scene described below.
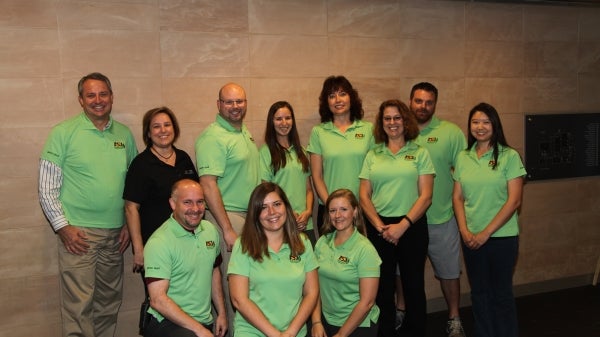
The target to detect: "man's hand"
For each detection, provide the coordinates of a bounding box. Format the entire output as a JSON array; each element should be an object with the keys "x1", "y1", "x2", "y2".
[
  {"x1": 118, "y1": 225, "x2": 131, "y2": 254},
  {"x1": 223, "y1": 228, "x2": 238, "y2": 252},
  {"x1": 57, "y1": 225, "x2": 90, "y2": 255}
]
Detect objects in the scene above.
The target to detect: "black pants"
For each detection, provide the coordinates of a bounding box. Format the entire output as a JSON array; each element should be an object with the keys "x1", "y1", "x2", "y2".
[
  {"x1": 144, "y1": 316, "x2": 212, "y2": 337},
  {"x1": 322, "y1": 316, "x2": 379, "y2": 337},
  {"x1": 366, "y1": 214, "x2": 429, "y2": 337}
]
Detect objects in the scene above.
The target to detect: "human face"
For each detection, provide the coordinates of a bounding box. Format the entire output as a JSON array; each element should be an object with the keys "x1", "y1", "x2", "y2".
[
  {"x1": 259, "y1": 192, "x2": 287, "y2": 233},
  {"x1": 273, "y1": 107, "x2": 293, "y2": 139},
  {"x1": 382, "y1": 106, "x2": 404, "y2": 140},
  {"x1": 470, "y1": 111, "x2": 493, "y2": 145},
  {"x1": 148, "y1": 113, "x2": 175, "y2": 149},
  {"x1": 328, "y1": 90, "x2": 351, "y2": 116},
  {"x1": 78, "y1": 79, "x2": 113, "y2": 125},
  {"x1": 217, "y1": 84, "x2": 247, "y2": 128},
  {"x1": 410, "y1": 89, "x2": 436, "y2": 125},
  {"x1": 170, "y1": 184, "x2": 206, "y2": 231},
  {"x1": 328, "y1": 197, "x2": 357, "y2": 235}
]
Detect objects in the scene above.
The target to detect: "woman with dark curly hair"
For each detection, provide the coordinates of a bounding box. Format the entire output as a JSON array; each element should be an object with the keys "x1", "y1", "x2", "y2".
[{"x1": 307, "y1": 76, "x2": 375, "y2": 232}]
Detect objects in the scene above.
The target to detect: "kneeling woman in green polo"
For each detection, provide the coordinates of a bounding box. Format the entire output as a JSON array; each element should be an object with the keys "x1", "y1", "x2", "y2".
[
  {"x1": 228, "y1": 182, "x2": 319, "y2": 337},
  {"x1": 311, "y1": 189, "x2": 381, "y2": 337}
]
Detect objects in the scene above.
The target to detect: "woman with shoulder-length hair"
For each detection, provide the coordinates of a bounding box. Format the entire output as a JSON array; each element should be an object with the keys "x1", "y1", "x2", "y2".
[
  {"x1": 260, "y1": 101, "x2": 315, "y2": 244},
  {"x1": 228, "y1": 182, "x2": 319, "y2": 337},
  {"x1": 452, "y1": 102, "x2": 526, "y2": 337},
  {"x1": 311, "y1": 189, "x2": 381, "y2": 337},
  {"x1": 307, "y1": 76, "x2": 375, "y2": 232},
  {"x1": 359, "y1": 99, "x2": 435, "y2": 337}
]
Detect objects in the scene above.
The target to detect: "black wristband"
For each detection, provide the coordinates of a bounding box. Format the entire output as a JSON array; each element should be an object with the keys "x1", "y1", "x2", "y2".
[{"x1": 404, "y1": 216, "x2": 414, "y2": 227}]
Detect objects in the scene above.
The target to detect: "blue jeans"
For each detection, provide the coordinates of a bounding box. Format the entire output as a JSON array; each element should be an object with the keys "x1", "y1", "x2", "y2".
[{"x1": 463, "y1": 236, "x2": 519, "y2": 337}]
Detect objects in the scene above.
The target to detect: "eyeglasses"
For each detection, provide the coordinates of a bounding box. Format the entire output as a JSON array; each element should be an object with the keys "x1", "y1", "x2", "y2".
[
  {"x1": 219, "y1": 99, "x2": 247, "y2": 107},
  {"x1": 383, "y1": 116, "x2": 402, "y2": 122}
]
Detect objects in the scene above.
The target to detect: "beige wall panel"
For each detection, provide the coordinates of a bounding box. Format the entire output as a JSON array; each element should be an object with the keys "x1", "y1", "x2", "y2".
[
  {"x1": 465, "y1": 78, "x2": 523, "y2": 118},
  {"x1": 249, "y1": 0, "x2": 326, "y2": 35},
  {"x1": 250, "y1": 78, "x2": 323, "y2": 120},
  {"x1": 397, "y1": 0, "x2": 465, "y2": 40},
  {"x1": 0, "y1": 226, "x2": 58, "y2": 276},
  {"x1": 0, "y1": 178, "x2": 46, "y2": 229},
  {"x1": 57, "y1": 1, "x2": 158, "y2": 30},
  {"x1": 0, "y1": 29, "x2": 60, "y2": 77},
  {"x1": 160, "y1": 32, "x2": 250, "y2": 78},
  {"x1": 0, "y1": 78, "x2": 64, "y2": 127},
  {"x1": 465, "y1": 40, "x2": 524, "y2": 77},
  {"x1": 0, "y1": 127, "x2": 50, "y2": 178},
  {"x1": 327, "y1": 0, "x2": 401, "y2": 37},
  {"x1": 520, "y1": 180, "x2": 580, "y2": 217},
  {"x1": 466, "y1": 3, "x2": 522, "y2": 42},
  {"x1": 524, "y1": 41, "x2": 579, "y2": 77},
  {"x1": 395, "y1": 38, "x2": 465, "y2": 78},
  {"x1": 579, "y1": 8, "x2": 600, "y2": 41},
  {"x1": 59, "y1": 30, "x2": 161, "y2": 78},
  {"x1": 579, "y1": 74, "x2": 600, "y2": 111},
  {"x1": 159, "y1": 0, "x2": 248, "y2": 32},
  {"x1": 578, "y1": 41, "x2": 600, "y2": 74},
  {"x1": 521, "y1": 77, "x2": 578, "y2": 113},
  {"x1": 523, "y1": 5, "x2": 579, "y2": 42},
  {"x1": 249, "y1": 35, "x2": 329, "y2": 77},
  {"x1": 0, "y1": 0, "x2": 58, "y2": 29}
]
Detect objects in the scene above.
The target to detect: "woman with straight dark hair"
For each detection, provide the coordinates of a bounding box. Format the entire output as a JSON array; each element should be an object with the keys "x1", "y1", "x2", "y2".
[
  {"x1": 260, "y1": 101, "x2": 315, "y2": 244},
  {"x1": 452, "y1": 102, "x2": 526, "y2": 337},
  {"x1": 228, "y1": 182, "x2": 319, "y2": 337}
]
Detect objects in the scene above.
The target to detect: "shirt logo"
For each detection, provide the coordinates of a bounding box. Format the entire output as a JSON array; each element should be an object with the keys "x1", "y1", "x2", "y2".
[
  {"x1": 338, "y1": 256, "x2": 349, "y2": 264},
  {"x1": 488, "y1": 160, "x2": 496, "y2": 167},
  {"x1": 404, "y1": 155, "x2": 416, "y2": 161},
  {"x1": 205, "y1": 241, "x2": 216, "y2": 249},
  {"x1": 113, "y1": 141, "x2": 125, "y2": 149},
  {"x1": 289, "y1": 255, "x2": 301, "y2": 263},
  {"x1": 427, "y1": 137, "x2": 438, "y2": 143},
  {"x1": 355, "y1": 133, "x2": 364, "y2": 139}
]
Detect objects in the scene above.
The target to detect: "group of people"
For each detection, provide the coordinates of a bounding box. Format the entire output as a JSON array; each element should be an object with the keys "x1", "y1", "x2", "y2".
[{"x1": 39, "y1": 72, "x2": 526, "y2": 337}]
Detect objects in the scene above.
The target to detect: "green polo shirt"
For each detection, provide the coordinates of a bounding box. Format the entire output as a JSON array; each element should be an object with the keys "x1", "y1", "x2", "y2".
[
  {"x1": 40, "y1": 112, "x2": 137, "y2": 228},
  {"x1": 359, "y1": 142, "x2": 435, "y2": 217},
  {"x1": 195, "y1": 114, "x2": 260, "y2": 212},
  {"x1": 228, "y1": 236, "x2": 318, "y2": 337},
  {"x1": 315, "y1": 228, "x2": 381, "y2": 327},
  {"x1": 307, "y1": 120, "x2": 375, "y2": 204},
  {"x1": 453, "y1": 145, "x2": 526, "y2": 237},
  {"x1": 414, "y1": 117, "x2": 466, "y2": 225},
  {"x1": 259, "y1": 144, "x2": 313, "y2": 230},
  {"x1": 144, "y1": 217, "x2": 221, "y2": 325}
]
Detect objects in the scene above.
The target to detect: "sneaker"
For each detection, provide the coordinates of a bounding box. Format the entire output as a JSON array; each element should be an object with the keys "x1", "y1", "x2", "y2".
[
  {"x1": 446, "y1": 317, "x2": 466, "y2": 337},
  {"x1": 395, "y1": 309, "x2": 405, "y2": 331}
]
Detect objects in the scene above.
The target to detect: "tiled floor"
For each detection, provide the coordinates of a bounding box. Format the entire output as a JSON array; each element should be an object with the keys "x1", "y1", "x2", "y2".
[{"x1": 425, "y1": 285, "x2": 600, "y2": 337}]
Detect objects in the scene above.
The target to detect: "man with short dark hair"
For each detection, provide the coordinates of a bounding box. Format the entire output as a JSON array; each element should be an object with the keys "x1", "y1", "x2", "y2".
[{"x1": 39, "y1": 72, "x2": 137, "y2": 337}]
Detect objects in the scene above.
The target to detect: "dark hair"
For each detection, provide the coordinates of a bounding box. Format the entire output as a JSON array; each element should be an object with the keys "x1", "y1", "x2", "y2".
[
  {"x1": 142, "y1": 106, "x2": 181, "y2": 148},
  {"x1": 321, "y1": 189, "x2": 367, "y2": 236},
  {"x1": 318, "y1": 76, "x2": 364, "y2": 123},
  {"x1": 467, "y1": 102, "x2": 509, "y2": 170},
  {"x1": 409, "y1": 82, "x2": 438, "y2": 102},
  {"x1": 264, "y1": 101, "x2": 309, "y2": 174},
  {"x1": 78, "y1": 72, "x2": 112, "y2": 97},
  {"x1": 241, "y1": 182, "x2": 305, "y2": 262},
  {"x1": 374, "y1": 99, "x2": 420, "y2": 144}
]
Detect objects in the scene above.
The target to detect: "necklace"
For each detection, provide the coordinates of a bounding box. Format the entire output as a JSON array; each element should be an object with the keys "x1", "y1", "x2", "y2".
[{"x1": 152, "y1": 146, "x2": 174, "y2": 160}]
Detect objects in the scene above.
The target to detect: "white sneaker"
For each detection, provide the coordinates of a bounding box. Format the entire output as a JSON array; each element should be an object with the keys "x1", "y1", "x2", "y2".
[{"x1": 446, "y1": 317, "x2": 466, "y2": 337}]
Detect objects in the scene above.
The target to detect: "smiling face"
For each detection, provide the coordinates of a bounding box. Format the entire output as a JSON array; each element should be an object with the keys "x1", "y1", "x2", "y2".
[
  {"x1": 470, "y1": 110, "x2": 493, "y2": 145},
  {"x1": 272, "y1": 107, "x2": 293, "y2": 139},
  {"x1": 148, "y1": 112, "x2": 175, "y2": 149},
  {"x1": 169, "y1": 182, "x2": 206, "y2": 231},
  {"x1": 328, "y1": 196, "x2": 357, "y2": 235},
  {"x1": 259, "y1": 192, "x2": 287, "y2": 233},
  {"x1": 382, "y1": 106, "x2": 404, "y2": 140},
  {"x1": 217, "y1": 83, "x2": 247, "y2": 129},
  {"x1": 78, "y1": 79, "x2": 113, "y2": 126},
  {"x1": 328, "y1": 90, "x2": 351, "y2": 116}
]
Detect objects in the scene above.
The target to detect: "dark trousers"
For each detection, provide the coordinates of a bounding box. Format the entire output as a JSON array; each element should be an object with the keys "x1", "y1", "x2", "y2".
[
  {"x1": 367, "y1": 214, "x2": 429, "y2": 337},
  {"x1": 322, "y1": 316, "x2": 379, "y2": 337},
  {"x1": 145, "y1": 316, "x2": 212, "y2": 337},
  {"x1": 463, "y1": 236, "x2": 519, "y2": 337}
]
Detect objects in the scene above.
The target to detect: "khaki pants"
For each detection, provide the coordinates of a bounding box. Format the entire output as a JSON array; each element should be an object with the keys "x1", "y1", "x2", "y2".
[
  {"x1": 58, "y1": 227, "x2": 124, "y2": 337},
  {"x1": 204, "y1": 210, "x2": 246, "y2": 337}
]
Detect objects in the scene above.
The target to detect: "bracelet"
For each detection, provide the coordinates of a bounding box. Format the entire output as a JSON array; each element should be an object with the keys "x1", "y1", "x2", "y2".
[
  {"x1": 312, "y1": 321, "x2": 322, "y2": 325},
  {"x1": 404, "y1": 216, "x2": 414, "y2": 227}
]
